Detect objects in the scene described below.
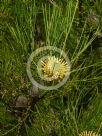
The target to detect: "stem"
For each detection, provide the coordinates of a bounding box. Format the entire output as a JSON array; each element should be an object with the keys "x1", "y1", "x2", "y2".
[{"x1": 78, "y1": 0, "x2": 83, "y2": 27}]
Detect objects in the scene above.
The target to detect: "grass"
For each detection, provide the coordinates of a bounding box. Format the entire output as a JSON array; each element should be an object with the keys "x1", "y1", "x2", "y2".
[{"x1": 0, "y1": 0, "x2": 102, "y2": 136}]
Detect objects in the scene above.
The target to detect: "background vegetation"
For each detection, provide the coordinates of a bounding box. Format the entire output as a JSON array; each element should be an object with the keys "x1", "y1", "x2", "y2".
[{"x1": 0, "y1": 0, "x2": 102, "y2": 136}]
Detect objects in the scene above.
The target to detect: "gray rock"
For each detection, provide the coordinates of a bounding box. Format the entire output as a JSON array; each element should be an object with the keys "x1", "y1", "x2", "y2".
[
  {"x1": 15, "y1": 95, "x2": 28, "y2": 108},
  {"x1": 29, "y1": 85, "x2": 40, "y2": 97}
]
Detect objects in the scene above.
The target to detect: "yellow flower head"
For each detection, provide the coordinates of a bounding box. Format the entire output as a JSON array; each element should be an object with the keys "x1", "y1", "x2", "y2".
[
  {"x1": 41, "y1": 56, "x2": 70, "y2": 81},
  {"x1": 79, "y1": 131, "x2": 100, "y2": 136}
]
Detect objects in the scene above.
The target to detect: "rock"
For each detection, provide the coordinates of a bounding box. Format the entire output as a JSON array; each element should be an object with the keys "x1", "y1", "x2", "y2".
[
  {"x1": 15, "y1": 95, "x2": 28, "y2": 108},
  {"x1": 29, "y1": 85, "x2": 40, "y2": 98}
]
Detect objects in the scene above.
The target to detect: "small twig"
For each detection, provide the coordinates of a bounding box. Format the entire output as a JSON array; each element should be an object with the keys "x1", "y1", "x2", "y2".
[{"x1": 48, "y1": 0, "x2": 57, "y2": 7}]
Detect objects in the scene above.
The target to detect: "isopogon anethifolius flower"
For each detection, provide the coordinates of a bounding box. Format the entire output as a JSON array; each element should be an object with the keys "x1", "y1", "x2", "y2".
[
  {"x1": 79, "y1": 131, "x2": 100, "y2": 136},
  {"x1": 41, "y1": 56, "x2": 70, "y2": 81}
]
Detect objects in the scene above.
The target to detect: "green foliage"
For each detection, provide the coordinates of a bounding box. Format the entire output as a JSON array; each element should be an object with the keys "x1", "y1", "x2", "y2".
[{"x1": 0, "y1": 0, "x2": 102, "y2": 136}]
